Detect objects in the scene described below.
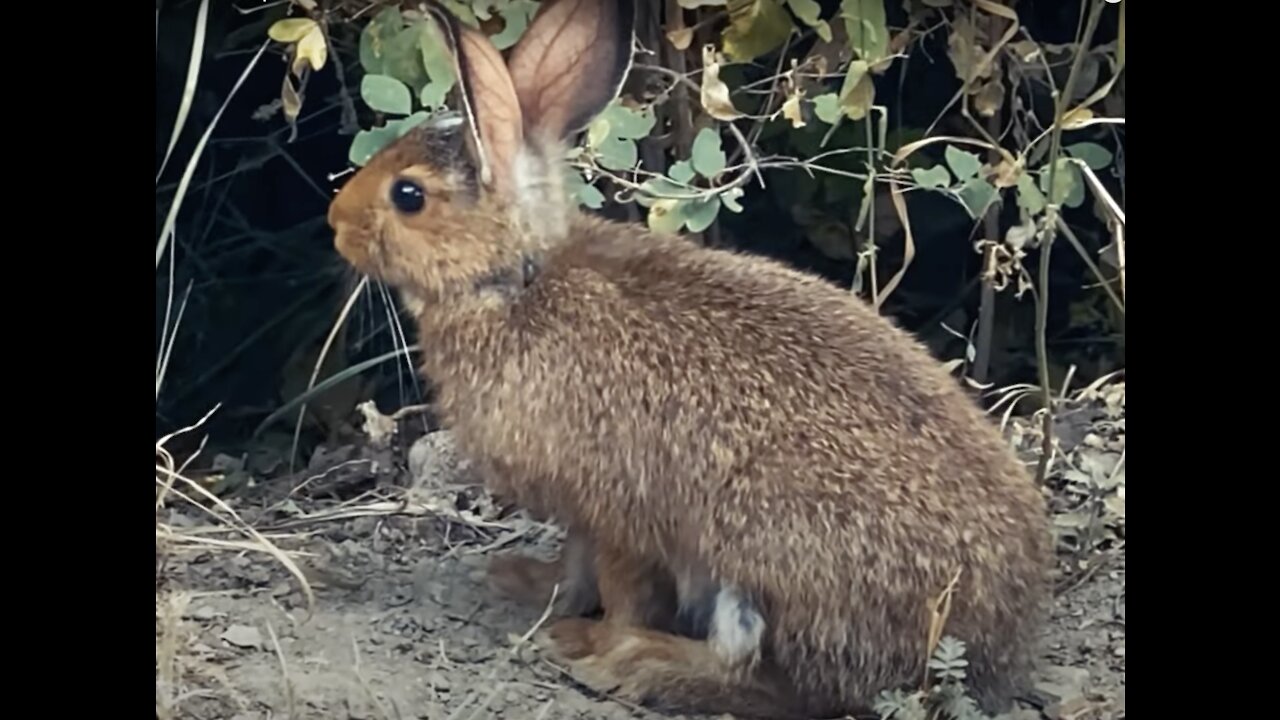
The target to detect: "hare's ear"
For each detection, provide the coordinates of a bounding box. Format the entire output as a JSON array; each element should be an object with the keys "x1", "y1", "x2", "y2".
[
  {"x1": 505, "y1": 0, "x2": 636, "y2": 141},
  {"x1": 425, "y1": 3, "x2": 524, "y2": 197}
]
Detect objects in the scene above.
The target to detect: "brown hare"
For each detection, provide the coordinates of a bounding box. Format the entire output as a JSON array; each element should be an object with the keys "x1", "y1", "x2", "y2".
[{"x1": 326, "y1": 1, "x2": 1053, "y2": 717}]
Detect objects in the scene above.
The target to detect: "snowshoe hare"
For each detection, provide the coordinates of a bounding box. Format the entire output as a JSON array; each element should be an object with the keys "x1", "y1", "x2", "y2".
[{"x1": 327, "y1": 1, "x2": 1052, "y2": 717}]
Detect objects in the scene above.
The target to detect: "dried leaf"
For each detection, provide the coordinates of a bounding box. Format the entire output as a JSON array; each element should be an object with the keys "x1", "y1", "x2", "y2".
[
  {"x1": 648, "y1": 199, "x2": 687, "y2": 234},
  {"x1": 781, "y1": 89, "x2": 806, "y2": 127},
  {"x1": 292, "y1": 0, "x2": 318, "y2": 10},
  {"x1": 667, "y1": 27, "x2": 695, "y2": 50},
  {"x1": 700, "y1": 46, "x2": 745, "y2": 120},
  {"x1": 268, "y1": 18, "x2": 318, "y2": 44},
  {"x1": 973, "y1": 78, "x2": 1004, "y2": 117},
  {"x1": 294, "y1": 24, "x2": 328, "y2": 75},
  {"x1": 281, "y1": 73, "x2": 302, "y2": 123},
  {"x1": 991, "y1": 157, "x2": 1021, "y2": 189},
  {"x1": 946, "y1": 15, "x2": 992, "y2": 83},
  {"x1": 723, "y1": 0, "x2": 795, "y2": 62},
  {"x1": 679, "y1": 0, "x2": 728, "y2": 7}
]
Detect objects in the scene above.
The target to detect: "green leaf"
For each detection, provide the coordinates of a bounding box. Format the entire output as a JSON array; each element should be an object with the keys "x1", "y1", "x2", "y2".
[
  {"x1": 1038, "y1": 158, "x2": 1085, "y2": 208},
  {"x1": 598, "y1": 101, "x2": 656, "y2": 140},
  {"x1": 361, "y1": 74, "x2": 413, "y2": 115},
  {"x1": 944, "y1": 145, "x2": 981, "y2": 182},
  {"x1": 1065, "y1": 142, "x2": 1113, "y2": 170},
  {"x1": 668, "y1": 160, "x2": 697, "y2": 184},
  {"x1": 684, "y1": 198, "x2": 722, "y2": 232},
  {"x1": 812, "y1": 93, "x2": 842, "y2": 124},
  {"x1": 382, "y1": 22, "x2": 429, "y2": 93},
  {"x1": 597, "y1": 137, "x2": 638, "y2": 170},
  {"x1": 391, "y1": 111, "x2": 432, "y2": 137},
  {"x1": 359, "y1": 7, "x2": 405, "y2": 75},
  {"x1": 563, "y1": 169, "x2": 606, "y2": 209},
  {"x1": 420, "y1": 81, "x2": 451, "y2": 109},
  {"x1": 723, "y1": 0, "x2": 795, "y2": 62},
  {"x1": 635, "y1": 177, "x2": 688, "y2": 208},
  {"x1": 691, "y1": 128, "x2": 727, "y2": 178},
  {"x1": 1016, "y1": 172, "x2": 1046, "y2": 215},
  {"x1": 957, "y1": 177, "x2": 997, "y2": 218},
  {"x1": 786, "y1": 0, "x2": 832, "y2": 41},
  {"x1": 911, "y1": 165, "x2": 951, "y2": 189},
  {"x1": 837, "y1": 60, "x2": 873, "y2": 120},
  {"x1": 721, "y1": 187, "x2": 746, "y2": 213},
  {"x1": 840, "y1": 0, "x2": 888, "y2": 65},
  {"x1": 349, "y1": 125, "x2": 400, "y2": 166},
  {"x1": 489, "y1": 0, "x2": 539, "y2": 50},
  {"x1": 418, "y1": 17, "x2": 457, "y2": 108},
  {"x1": 437, "y1": 0, "x2": 479, "y2": 27}
]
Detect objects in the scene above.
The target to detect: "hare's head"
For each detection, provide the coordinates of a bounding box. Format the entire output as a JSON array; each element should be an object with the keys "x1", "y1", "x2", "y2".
[{"x1": 327, "y1": 0, "x2": 634, "y2": 303}]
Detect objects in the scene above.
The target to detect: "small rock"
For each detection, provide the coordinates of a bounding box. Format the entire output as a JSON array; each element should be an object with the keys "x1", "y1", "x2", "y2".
[
  {"x1": 220, "y1": 624, "x2": 263, "y2": 650},
  {"x1": 427, "y1": 671, "x2": 451, "y2": 691},
  {"x1": 1031, "y1": 665, "x2": 1090, "y2": 708},
  {"x1": 1046, "y1": 696, "x2": 1097, "y2": 720},
  {"x1": 188, "y1": 605, "x2": 219, "y2": 621}
]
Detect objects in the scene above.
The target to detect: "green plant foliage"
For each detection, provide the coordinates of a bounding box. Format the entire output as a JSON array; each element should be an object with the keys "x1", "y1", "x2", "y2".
[
  {"x1": 1065, "y1": 141, "x2": 1113, "y2": 170},
  {"x1": 911, "y1": 165, "x2": 951, "y2": 189},
  {"x1": 361, "y1": 74, "x2": 413, "y2": 115},
  {"x1": 587, "y1": 100, "x2": 657, "y2": 171},
  {"x1": 723, "y1": 0, "x2": 795, "y2": 62},
  {"x1": 841, "y1": 0, "x2": 888, "y2": 65},
  {"x1": 1039, "y1": 157, "x2": 1086, "y2": 208},
  {"x1": 786, "y1": 0, "x2": 832, "y2": 41},
  {"x1": 691, "y1": 128, "x2": 728, "y2": 178}
]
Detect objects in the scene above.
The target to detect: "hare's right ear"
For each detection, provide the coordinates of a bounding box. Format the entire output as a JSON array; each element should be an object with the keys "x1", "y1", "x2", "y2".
[
  {"x1": 425, "y1": 2, "x2": 524, "y2": 197},
  {"x1": 505, "y1": 0, "x2": 636, "y2": 141}
]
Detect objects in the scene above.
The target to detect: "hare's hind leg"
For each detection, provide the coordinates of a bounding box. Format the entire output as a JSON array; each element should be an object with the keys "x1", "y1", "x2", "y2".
[
  {"x1": 542, "y1": 546, "x2": 804, "y2": 719},
  {"x1": 487, "y1": 526, "x2": 601, "y2": 616},
  {"x1": 541, "y1": 616, "x2": 803, "y2": 719}
]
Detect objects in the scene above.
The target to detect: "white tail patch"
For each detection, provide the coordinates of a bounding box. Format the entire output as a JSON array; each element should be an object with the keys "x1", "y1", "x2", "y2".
[{"x1": 708, "y1": 585, "x2": 765, "y2": 667}]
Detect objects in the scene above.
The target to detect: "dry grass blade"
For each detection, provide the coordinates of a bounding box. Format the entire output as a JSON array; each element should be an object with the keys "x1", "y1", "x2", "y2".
[
  {"x1": 259, "y1": 498, "x2": 513, "y2": 533},
  {"x1": 156, "y1": 404, "x2": 220, "y2": 511},
  {"x1": 156, "y1": 0, "x2": 210, "y2": 183},
  {"x1": 156, "y1": 591, "x2": 192, "y2": 720},
  {"x1": 157, "y1": 39, "x2": 269, "y2": 270},
  {"x1": 878, "y1": 180, "x2": 916, "y2": 309},
  {"x1": 290, "y1": 275, "x2": 368, "y2": 472},
  {"x1": 155, "y1": 465, "x2": 317, "y2": 619},
  {"x1": 447, "y1": 584, "x2": 560, "y2": 720},
  {"x1": 265, "y1": 622, "x2": 296, "y2": 719}
]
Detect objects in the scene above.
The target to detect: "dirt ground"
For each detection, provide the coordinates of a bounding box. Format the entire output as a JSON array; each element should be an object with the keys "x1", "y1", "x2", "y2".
[{"x1": 156, "y1": 385, "x2": 1125, "y2": 720}]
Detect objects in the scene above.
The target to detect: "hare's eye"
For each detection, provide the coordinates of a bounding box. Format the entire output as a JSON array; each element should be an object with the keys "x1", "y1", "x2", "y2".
[{"x1": 390, "y1": 179, "x2": 426, "y2": 214}]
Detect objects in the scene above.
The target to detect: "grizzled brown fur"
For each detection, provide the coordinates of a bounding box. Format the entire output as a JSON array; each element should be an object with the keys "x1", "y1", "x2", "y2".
[{"x1": 327, "y1": 1, "x2": 1052, "y2": 717}]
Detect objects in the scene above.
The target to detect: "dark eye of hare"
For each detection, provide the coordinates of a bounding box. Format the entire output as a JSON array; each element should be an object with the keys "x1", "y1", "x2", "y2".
[{"x1": 390, "y1": 178, "x2": 426, "y2": 214}]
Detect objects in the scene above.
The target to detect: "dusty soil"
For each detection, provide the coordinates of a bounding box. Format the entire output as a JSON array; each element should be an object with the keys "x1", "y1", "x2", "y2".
[{"x1": 157, "y1": 388, "x2": 1125, "y2": 720}]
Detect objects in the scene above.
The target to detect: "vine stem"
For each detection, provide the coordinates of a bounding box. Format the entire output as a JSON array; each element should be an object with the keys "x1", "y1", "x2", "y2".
[{"x1": 1033, "y1": 0, "x2": 1107, "y2": 485}]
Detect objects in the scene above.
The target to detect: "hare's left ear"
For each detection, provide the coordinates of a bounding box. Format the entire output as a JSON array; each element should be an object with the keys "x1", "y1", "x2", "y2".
[
  {"x1": 505, "y1": 0, "x2": 636, "y2": 141},
  {"x1": 425, "y1": 2, "x2": 524, "y2": 196}
]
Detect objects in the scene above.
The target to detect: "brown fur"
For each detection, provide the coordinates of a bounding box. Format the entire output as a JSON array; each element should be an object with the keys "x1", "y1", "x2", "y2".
[{"x1": 328, "y1": 2, "x2": 1052, "y2": 717}]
